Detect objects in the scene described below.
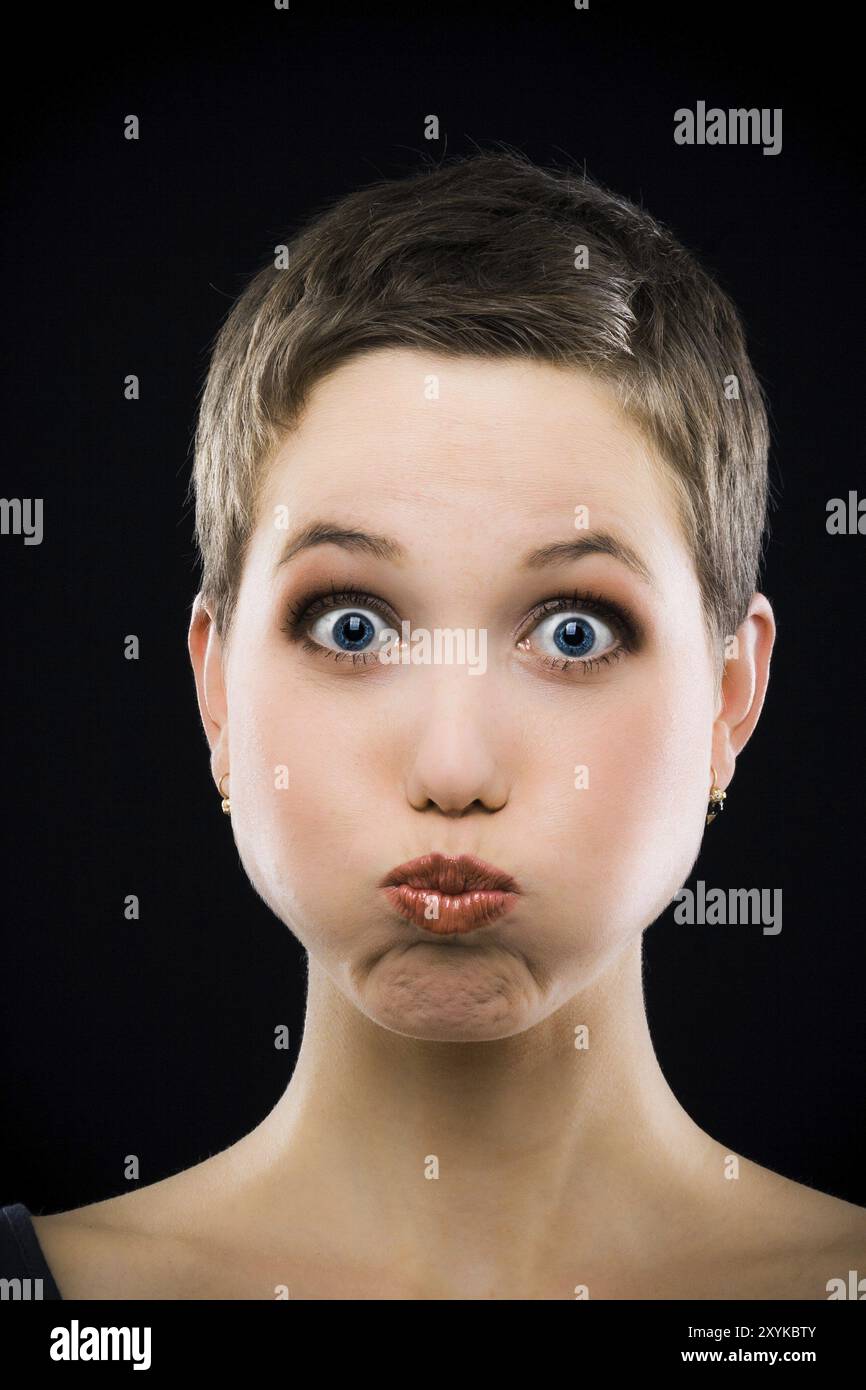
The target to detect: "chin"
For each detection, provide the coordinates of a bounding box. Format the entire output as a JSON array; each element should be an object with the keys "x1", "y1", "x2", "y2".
[{"x1": 352, "y1": 943, "x2": 555, "y2": 1042}]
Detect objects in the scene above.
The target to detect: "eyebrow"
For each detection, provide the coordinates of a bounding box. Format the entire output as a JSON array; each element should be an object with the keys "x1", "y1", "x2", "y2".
[
  {"x1": 275, "y1": 522, "x2": 408, "y2": 568},
  {"x1": 275, "y1": 520, "x2": 653, "y2": 587},
  {"x1": 520, "y1": 533, "x2": 654, "y2": 586}
]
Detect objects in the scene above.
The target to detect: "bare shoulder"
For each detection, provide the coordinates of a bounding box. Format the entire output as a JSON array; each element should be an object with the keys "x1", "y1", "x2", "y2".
[
  {"x1": 733, "y1": 1152, "x2": 866, "y2": 1239},
  {"x1": 31, "y1": 1156, "x2": 235, "y2": 1299},
  {"x1": 699, "y1": 1150, "x2": 866, "y2": 1298}
]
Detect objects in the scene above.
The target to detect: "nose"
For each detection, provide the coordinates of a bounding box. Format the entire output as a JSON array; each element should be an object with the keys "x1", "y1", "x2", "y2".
[{"x1": 403, "y1": 670, "x2": 511, "y2": 816}]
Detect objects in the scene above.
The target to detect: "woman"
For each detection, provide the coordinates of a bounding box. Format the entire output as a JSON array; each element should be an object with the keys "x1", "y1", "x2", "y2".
[{"x1": 5, "y1": 149, "x2": 865, "y2": 1299}]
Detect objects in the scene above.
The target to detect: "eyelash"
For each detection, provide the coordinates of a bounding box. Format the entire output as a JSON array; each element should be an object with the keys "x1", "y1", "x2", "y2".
[{"x1": 281, "y1": 578, "x2": 639, "y2": 676}]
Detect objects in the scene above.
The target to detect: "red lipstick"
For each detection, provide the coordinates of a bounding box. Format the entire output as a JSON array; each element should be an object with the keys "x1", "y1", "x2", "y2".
[{"x1": 379, "y1": 852, "x2": 520, "y2": 935}]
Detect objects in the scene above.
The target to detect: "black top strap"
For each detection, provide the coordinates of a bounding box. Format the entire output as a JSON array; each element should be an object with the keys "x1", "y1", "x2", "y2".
[{"x1": 0, "y1": 1203, "x2": 63, "y2": 1299}]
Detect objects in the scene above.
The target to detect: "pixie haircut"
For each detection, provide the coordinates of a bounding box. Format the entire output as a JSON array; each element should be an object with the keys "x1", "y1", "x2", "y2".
[{"x1": 189, "y1": 147, "x2": 770, "y2": 652}]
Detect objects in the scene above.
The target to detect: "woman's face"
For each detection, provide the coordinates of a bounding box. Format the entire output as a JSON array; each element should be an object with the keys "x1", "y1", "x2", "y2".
[{"x1": 197, "y1": 348, "x2": 724, "y2": 1040}]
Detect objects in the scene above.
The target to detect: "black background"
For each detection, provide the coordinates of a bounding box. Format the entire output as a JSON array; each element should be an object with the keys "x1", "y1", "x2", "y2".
[{"x1": 2, "y1": 1, "x2": 864, "y2": 1214}]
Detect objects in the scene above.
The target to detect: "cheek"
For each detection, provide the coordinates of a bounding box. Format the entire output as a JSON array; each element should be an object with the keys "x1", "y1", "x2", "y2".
[
  {"x1": 225, "y1": 654, "x2": 381, "y2": 918},
  {"x1": 570, "y1": 658, "x2": 714, "y2": 923},
  {"x1": 522, "y1": 647, "x2": 715, "y2": 946}
]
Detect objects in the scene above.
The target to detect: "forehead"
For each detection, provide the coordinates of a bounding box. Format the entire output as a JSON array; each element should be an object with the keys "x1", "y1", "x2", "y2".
[{"x1": 257, "y1": 348, "x2": 686, "y2": 567}]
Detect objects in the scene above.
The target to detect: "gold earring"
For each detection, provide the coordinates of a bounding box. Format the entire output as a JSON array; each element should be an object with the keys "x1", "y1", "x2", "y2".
[
  {"x1": 218, "y1": 772, "x2": 231, "y2": 815},
  {"x1": 706, "y1": 765, "x2": 726, "y2": 826}
]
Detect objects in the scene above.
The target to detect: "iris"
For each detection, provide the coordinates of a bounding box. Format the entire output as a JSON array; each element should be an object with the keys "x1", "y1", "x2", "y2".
[
  {"x1": 553, "y1": 616, "x2": 595, "y2": 658},
  {"x1": 333, "y1": 612, "x2": 376, "y2": 651}
]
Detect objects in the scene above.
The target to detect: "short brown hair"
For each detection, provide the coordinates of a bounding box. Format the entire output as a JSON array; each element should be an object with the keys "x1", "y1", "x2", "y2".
[{"x1": 188, "y1": 146, "x2": 770, "y2": 650}]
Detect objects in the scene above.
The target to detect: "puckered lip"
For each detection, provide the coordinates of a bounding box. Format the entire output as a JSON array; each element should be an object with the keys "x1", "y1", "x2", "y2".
[{"x1": 379, "y1": 851, "x2": 520, "y2": 895}]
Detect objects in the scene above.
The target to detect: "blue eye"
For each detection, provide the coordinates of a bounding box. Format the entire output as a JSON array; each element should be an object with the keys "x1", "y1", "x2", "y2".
[
  {"x1": 531, "y1": 610, "x2": 617, "y2": 662},
  {"x1": 308, "y1": 607, "x2": 387, "y2": 653}
]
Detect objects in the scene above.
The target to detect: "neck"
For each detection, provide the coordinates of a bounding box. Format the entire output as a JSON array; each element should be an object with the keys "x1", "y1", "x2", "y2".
[{"x1": 238, "y1": 938, "x2": 718, "y2": 1294}]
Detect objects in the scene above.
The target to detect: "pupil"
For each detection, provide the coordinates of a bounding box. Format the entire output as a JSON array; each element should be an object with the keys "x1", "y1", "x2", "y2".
[
  {"x1": 554, "y1": 617, "x2": 594, "y2": 658},
  {"x1": 335, "y1": 612, "x2": 374, "y2": 651}
]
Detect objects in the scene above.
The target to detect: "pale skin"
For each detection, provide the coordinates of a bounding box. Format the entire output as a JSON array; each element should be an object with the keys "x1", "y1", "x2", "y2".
[{"x1": 35, "y1": 350, "x2": 866, "y2": 1298}]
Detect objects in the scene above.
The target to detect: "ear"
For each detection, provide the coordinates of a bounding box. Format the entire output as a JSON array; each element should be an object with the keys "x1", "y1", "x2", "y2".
[
  {"x1": 187, "y1": 592, "x2": 229, "y2": 784},
  {"x1": 712, "y1": 592, "x2": 776, "y2": 789}
]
